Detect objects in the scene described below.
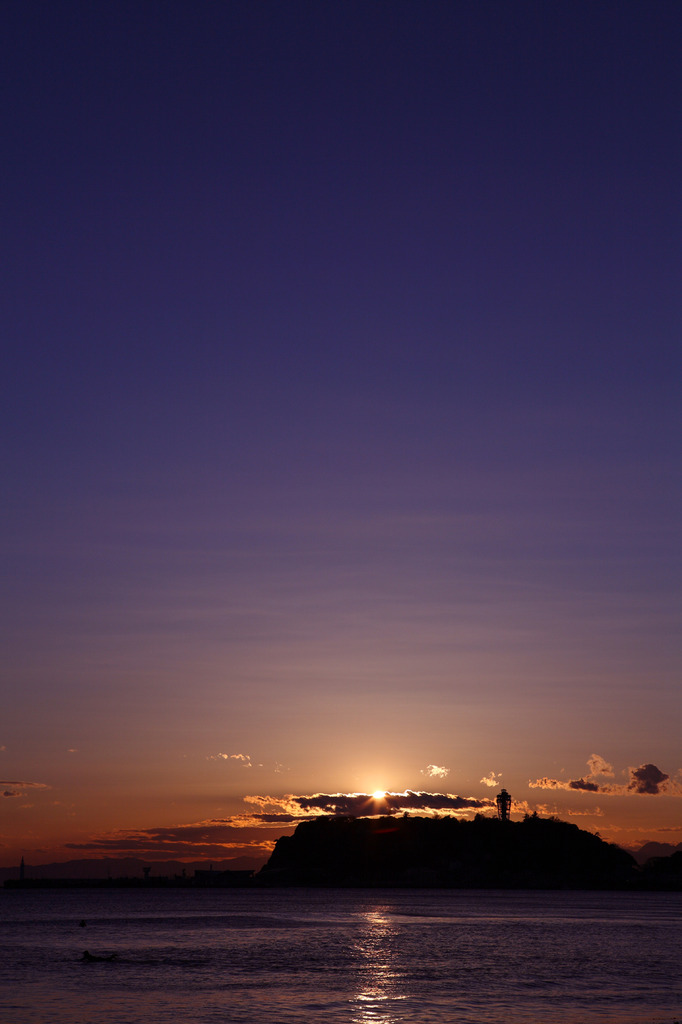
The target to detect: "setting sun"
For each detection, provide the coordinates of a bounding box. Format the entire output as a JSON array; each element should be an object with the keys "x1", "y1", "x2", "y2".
[{"x1": 372, "y1": 790, "x2": 386, "y2": 801}]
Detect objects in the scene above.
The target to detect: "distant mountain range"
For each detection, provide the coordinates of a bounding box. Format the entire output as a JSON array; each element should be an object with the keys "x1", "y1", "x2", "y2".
[
  {"x1": 0, "y1": 855, "x2": 266, "y2": 884},
  {"x1": 625, "y1": 841, "x2": 682, "y2": 865}
]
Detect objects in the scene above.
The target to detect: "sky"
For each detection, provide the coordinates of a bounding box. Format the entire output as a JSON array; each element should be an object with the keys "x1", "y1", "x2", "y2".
[{"x1": 1, "y1": 0, "x2": 680, "y2": 868}]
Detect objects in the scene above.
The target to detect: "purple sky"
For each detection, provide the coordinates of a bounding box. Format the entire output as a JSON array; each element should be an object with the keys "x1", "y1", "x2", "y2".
[{"x1": 1, "y1": 1, "x2": 680, "y2": 865}]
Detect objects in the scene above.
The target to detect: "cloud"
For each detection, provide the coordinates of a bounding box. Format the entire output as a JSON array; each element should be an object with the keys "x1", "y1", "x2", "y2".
[
  {"x1": 250, "y1": 813, "x2": 307, "y2": 824},
  {"x1": 480, "y1": 771, "x2": 502, "y2": 788},
  {"x1": 508, "y1": 798, "x2": 533, "y2": 817},
  {"x1": 568, "y1": 778, "x2": 600, "y2": 792},
  {"x1": 587, "y1": 754, "x2": 614, "y2": 777},
  {"x1": 627, "y1": 763, "x2": 669, "y2": 795},
  {"x1": 422, "y1": 765, "x2": 449, "y2": 779},
  {"x1": 0, "y1": 779, "x2": 49, "y2": 792},
  {"x1": 247, "y1": 791, "x2": 494, "y2": 819},
  {"x1": 602, "y1": 824, "x2": 682, "y2": 837},
  {"x1": 64, "y1": 818, "x2": 283, "y2": 859},
  {"x1": 529, "y1": 777, "x2": 572, "y2": 791},
  {"x1": 209, "y1": 752, "x2": 253, "y2": 767},
  {"x1": 529, "y1": 757, "x2": 680, "y2": 796},
  {"x1": 243, "y1": 794, "x2": 308, "y2": 816},
  {"x1": 534, "y1": 801, "x2": 603, "y2": 819}
]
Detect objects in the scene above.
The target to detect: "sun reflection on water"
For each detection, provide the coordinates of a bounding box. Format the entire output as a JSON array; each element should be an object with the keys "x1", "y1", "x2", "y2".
[{"x1": 349, "y1": 909, "x2": 408, "y2": 1024}]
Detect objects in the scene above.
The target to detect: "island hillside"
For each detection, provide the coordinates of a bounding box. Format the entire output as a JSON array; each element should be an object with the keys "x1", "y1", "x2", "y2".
[{"x1": 257, "y1": 813, "x2": 638, "y2": 889}]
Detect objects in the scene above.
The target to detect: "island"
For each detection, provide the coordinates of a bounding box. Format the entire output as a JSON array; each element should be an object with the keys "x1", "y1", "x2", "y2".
[{"x1": 257, "y1": 813, "x2": 640, "y2": 889}]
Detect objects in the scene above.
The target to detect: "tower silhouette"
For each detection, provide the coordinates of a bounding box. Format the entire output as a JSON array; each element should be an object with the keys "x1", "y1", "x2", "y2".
[{"x1": 496, "y1": 788, "x2": 512, "y2": 822}]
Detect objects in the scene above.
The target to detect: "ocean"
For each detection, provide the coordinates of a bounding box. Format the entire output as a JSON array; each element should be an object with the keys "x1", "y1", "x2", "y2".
[{"x1": 1, "y1": 888, "x2": 680, "y2": 1024}]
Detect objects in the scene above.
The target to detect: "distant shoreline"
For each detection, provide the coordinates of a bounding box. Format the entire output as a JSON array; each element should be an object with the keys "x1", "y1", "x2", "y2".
[{"x1": 5, "y1": 878, "x2": 682, "y2": 892}]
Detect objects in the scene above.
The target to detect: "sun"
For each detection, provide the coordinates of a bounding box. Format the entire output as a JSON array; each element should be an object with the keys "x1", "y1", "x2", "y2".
[{"x1": 372, "y1": 790, "x2": 386, "y2": 800}]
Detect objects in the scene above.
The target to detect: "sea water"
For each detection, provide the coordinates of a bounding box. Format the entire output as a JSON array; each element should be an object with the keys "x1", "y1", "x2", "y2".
[{"x1": 0, "y1": 888, "x2": 680, "y2": 1024}]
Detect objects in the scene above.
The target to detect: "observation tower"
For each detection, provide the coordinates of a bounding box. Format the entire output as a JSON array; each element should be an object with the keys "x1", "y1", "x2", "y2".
[{"x1": 496, "y1": 788, "x2": 512, "y2": 822}]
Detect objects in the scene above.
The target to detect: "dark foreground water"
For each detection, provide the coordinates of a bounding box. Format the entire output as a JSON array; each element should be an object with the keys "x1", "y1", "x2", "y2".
[{"x1": 1, "y1": 888, "x2": 680, "y2": 1024}]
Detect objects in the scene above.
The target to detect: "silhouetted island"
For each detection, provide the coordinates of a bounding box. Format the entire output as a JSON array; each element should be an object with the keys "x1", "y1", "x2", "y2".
[{"x1": 257, "y1": 813, "x2": 641, "y2": 889}]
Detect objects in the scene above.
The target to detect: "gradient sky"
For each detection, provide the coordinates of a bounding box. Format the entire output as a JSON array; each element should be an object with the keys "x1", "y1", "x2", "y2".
[{"x1": 2, "y1": 1, "x2": 680, "y2": 868}]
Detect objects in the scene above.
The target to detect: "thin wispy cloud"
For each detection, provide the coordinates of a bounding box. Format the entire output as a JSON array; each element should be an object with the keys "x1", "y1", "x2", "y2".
[
  {"x1": 230, "y1": 754, "x2": 252, "y2": 766},
  {"x1": 587, "y1": 754, "x2": 614, "y2": 777},
  {"x1": 65, "y1": 819, "x2": 282, "y2": 859},
  {"x1": 1, "y1": 780, "x2": 49, "y2": 797},
  {"x1": 534, "y1": 802, "x2": 604, "y2": 819},
  {"x1": 209, "y1": 752, "x2": 253, "y2": 767}
]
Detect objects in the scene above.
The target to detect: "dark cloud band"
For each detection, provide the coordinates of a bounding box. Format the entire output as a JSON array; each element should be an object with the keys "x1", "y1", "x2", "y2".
[{"x1": 292, "y1": 790, "x2": 492, "y2": 816}]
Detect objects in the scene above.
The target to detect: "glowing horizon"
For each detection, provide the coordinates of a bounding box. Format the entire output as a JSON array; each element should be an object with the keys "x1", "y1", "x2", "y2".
[{"x1": 3, "y1": 761, "x2": 682, "y2": 868}]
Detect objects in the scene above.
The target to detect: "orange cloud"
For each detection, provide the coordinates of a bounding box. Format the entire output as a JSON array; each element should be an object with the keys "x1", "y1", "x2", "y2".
[
  {"x1": 587, "y1": 754, "x2": 614, "y2": 777},
  {"x1": 208, "y1": 752, "x2": 253, "y2": 767},
  {"x1": 480, "y1": 771, "x2": 502, "y2": 788},
  {"x1": 421, "y1": 765, "x2": 450, "y2": 779}
]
